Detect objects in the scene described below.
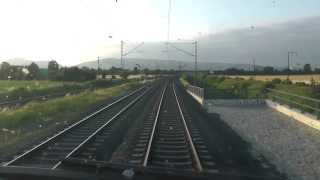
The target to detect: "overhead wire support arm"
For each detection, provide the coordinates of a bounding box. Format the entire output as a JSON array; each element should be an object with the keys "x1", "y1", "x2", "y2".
[
  {"x1": 123, "y1": 42, "x2": 145, "y2": 57},
  {"x1": 166, "y1": 40, "x2": 198, "y2": 84},
  {"x1": 166, "y1": 42, "x2": 195, "y2": 57}
]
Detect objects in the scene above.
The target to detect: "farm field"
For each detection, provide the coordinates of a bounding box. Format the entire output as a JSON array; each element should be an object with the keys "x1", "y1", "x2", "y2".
[{"x1": 226, "y1": 74, "x2": 320, "y2": 84}]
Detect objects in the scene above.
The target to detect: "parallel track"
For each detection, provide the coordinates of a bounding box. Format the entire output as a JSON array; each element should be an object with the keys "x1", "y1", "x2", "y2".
[
  {"x1": 3, "y1": 86, "x2": 148, "y2": 169},
  {"x1": 0, "y1": 80, "x2": 285, "y2": 180}
]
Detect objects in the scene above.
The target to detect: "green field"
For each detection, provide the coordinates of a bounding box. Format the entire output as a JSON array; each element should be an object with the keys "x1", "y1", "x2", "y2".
[
  {"x1": 187, "y1": 75, "x2": 319, "y2": 99},
  {"x1": 0, "y1": 80, "x2": 64, "y2": 93},
  {"x1": 0, "y1": 80, "x2": 125, "y2": 102},
  {"x1": 182, "y1": 75, "x2": 319, "y2": 117},
  {"x1": 227, "y1": 74, "x2": 320, "y2": 85},
  {"x1": 0, "y1": 82, "x2": 139, "y2": 151}
]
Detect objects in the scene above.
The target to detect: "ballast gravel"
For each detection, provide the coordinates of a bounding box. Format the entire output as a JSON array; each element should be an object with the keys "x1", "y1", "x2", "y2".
[{"x1": 211, "y1": 104, "x2": 320, "y2": 180}]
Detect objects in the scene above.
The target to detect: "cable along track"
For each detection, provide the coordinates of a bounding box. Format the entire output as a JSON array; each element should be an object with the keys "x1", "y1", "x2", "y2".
[{"x1": 3, "y1": 86, "x2": 148, "y2": 169}]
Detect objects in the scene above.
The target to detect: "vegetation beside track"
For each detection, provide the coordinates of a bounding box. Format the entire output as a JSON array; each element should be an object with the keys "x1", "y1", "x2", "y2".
[
  {"x1": 0, "y1": 79, "x2": 125, "y2": 103},
  {"x1": 0, "y1": 82, "x2": 140, "y2": 154},
  {"x1": 227, "y1": 74, "x2": 320, "y2": 84},
  {"x1": 0, "y1": 80, "x2": 63, "y2": 93},
  {"x1": 182, "y1": 74, "x2": 319, "y2": 99},
  {"x1": 181, "y1": 74, "x2": 320, "y2": 116}
]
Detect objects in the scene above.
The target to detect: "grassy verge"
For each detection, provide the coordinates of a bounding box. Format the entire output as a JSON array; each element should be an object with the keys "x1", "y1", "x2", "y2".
[
  {"x1": 183, "y1": 75, "x2": 319, "y2": 99},
  {"x1": 180, "y1": 77, "x2": 189, "y2": 87},
  {"x1": 0, "y1": 79, "x2": 124, "y2": 102},
  {"x1": 182, "y1": 75, "x2": 319, "y2": 116},
  {"x1": 227, "y1": 74, "x2": 320, "y2": 84},
  {"x1": 0, "y1": 82, "x2": 139, "y2": 152},
  {"x1": 200, "y1": 76, "x2": 270, "y2": 99},
  {"x1": 0, "y1": 80, "x2": 63, "y2": 94}
]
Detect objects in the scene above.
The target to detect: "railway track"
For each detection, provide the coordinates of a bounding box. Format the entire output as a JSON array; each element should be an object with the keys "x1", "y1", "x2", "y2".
[
  {"x1": 0, "y1": 79, "x2": 285, "y2": 179},
  {"x1": 128, "y1": 81, "x2": 215, "y2": 172},
  {"x1": 2, "y1": 85, "x2": 150, "y2": 169}
]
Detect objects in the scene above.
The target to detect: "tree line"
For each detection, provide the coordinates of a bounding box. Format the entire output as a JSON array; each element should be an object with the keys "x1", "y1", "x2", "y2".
[
  {"x1": 0, "y1": 60, "x2": 177, "y2": 81},
  {"x1": 0, "y1": 61, "x2": 97, "y2": 81},
  {"x1": 213, "y1": 63, "x2": 320, "y2": 75}
]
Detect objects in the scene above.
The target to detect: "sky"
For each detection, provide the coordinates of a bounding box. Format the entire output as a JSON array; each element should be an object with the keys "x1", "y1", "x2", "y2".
[{"x1": 0, "y1": 0, "x2": 319, "y2": 66}]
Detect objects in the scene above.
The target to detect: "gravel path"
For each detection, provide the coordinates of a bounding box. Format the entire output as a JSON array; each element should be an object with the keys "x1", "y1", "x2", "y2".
[{"x1": 211, "y1": 104, "x2": 320, "y2": 180}]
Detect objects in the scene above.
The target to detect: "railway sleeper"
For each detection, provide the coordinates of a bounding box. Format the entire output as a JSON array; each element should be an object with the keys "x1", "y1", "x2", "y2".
[
  {"x1": 154, "y1": 140, "x2": 186, "y2": 145},
  {"x1": 151, "y1": 160, "x2": 193, "y2": 169},
  {"x1": 152, "y1": 149, "x2": 190, "y2": 154},
  {"x1": 152, "y1": 154, "x2": 192, "y2": 161},
  {"x1": 153, "y1": 144, "x2": 188, "y2": 149}
]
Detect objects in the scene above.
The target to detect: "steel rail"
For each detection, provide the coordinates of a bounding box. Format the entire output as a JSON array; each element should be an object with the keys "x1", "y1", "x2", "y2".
[
  {"x1": 173, "y1": 83, "x2": 203, "y2": 172},
  {"x1": 52, "y1": 87, "x2": 151, "y2": 169},
  {"x1": 3, "y1": 86, "x2": 146, "y2": 167},
  {"x1": 142, "y1": 84, "x2": 167, "y2": 167}
]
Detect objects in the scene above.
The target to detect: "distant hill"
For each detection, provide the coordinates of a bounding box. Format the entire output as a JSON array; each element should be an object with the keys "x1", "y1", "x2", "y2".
[{"x1": 77, "y1": 58, "x2": 262, "y2": 71}]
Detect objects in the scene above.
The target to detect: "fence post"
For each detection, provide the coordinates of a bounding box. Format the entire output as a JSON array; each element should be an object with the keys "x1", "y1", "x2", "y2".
[{"x1": 317, "y1": 102, "x2": 320, "y2": 120}]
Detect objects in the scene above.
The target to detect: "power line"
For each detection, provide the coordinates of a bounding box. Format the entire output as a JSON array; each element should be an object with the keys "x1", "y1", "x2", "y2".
[
  {"x1": 166, "y1": 0, "x2": 172, "y2": 61},
  {"x1": 167, "y1": 0, "x2": 172, "y2": 42},
  {"x1": 167, "y1": 43, "x2": 195, "y2": 57}
]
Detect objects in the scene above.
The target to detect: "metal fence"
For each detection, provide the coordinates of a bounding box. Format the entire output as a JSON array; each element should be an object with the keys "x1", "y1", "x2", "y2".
[
  {"x1": 266, "y1": 88, "x2": 320, "y2": 119},
  {"x1": 186, "y1": 84, "x2": 204, "y2": 99}
]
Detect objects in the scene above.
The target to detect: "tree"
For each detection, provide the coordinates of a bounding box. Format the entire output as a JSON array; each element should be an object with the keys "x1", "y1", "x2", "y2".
[
  {"x1": 120, "y1": 71, "x2": 130, "y2": 80},
  {"x1": 133, "y1": 66, "x2": 139, "y2": 73},
  {"x1": 263, "y1": 66, "x2": 274, "y2": 74},
  {"x1": 61, "y1": 67, "x2": 95, "y2": 81},
  {"x1": 0, "y1": 62, "x2": 11, "y2": 79},
  {"x1": 10, "y1": 66, "x2": 25, "y2": 80},
  {"x1": 27, "y1": 62, "x2": 39, "y2": 80},
  {"x1": 303, "y1": 64, "x2": 312, "y2": 73},
  {"x1": 48, "y1": 60, "x2": 59, "y2": 80}
]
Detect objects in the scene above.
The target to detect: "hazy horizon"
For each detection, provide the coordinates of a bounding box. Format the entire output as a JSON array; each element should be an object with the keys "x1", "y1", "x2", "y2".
[{"x1": 1, "y1": 0, "x2": 319, "y2": 67}]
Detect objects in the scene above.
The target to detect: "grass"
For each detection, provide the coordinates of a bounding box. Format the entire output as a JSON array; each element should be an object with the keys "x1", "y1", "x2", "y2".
[
  {"x1": 180, "y1": 77, "x2": 189, "y2": 87},
  {"x1": 0, "y1": 79, "x2": 124, "y2": 102},
  {"x1": 226, "y1": 74, "x2": 320, "y2": 84},
  {"x1": 267, "y1": 83, "x2": 319, "y2": 115},
  {"x1": 182, "y1": 75, "x2": 320, "y2": 117},
  {"x1": 201, "y1": 76, "x2": 270, "y2": 99},
  {"x1": 0, "y1": 82, "x2": 139, "y2": 148},
  {"x1": 0, "y1": 80, "x2": 63, "y2": 93}
]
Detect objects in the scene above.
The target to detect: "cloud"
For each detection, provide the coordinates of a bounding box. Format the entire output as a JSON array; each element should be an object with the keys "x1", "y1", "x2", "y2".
[
  {"x1": 123, "y1": 16, "x2": 320, "y2": 68},
  {"x1": 197, "y1": 16, "x2": 320, "y2": 68}
]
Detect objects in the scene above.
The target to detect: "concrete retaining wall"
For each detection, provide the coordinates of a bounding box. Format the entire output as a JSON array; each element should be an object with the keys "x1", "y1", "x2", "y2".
[
  {"x1": 185, "y1": 86, "x2": 320, "y2": 132},
  {"x1": 205, "y1": 99, "x2": 265, "y2": 106},
  {"x1": 266, "y1": 99, "x2": 320, "y2": 130},
  {"x1": 186, "y1": 90, "x2": 204, "y2": 105}
]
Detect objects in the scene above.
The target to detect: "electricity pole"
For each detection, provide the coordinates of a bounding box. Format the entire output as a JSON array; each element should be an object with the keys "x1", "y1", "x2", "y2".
[
  {"x1": 253, "y1": 58, "x2": 256, "y2": 73},
  {"x1": 120, "y1": 41, "x2": 144, "y2": 70},
  {"x1": 120, "y1": 41, "x2": 124, "y2": 69},
  {"x1": 166, "y1": 40, "x2": 198, "y2": 84},
  {"x1": 194, "y1": 41, "x2": 198, "y2": 83},
  {"x1": 97, "y1": 56, "x2": 100, "y2": 72},
  {"x1": 166, "y1": 0, "x2": 172, "y2": 61},
  {"x1": 287, "y1": 51, "x2": 298, "y2": 80}
]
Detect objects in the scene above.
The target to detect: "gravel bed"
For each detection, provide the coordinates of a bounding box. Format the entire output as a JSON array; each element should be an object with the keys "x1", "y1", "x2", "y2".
[{"x1": 211, "y1": 104, "x2": 320, "y2": 180}]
